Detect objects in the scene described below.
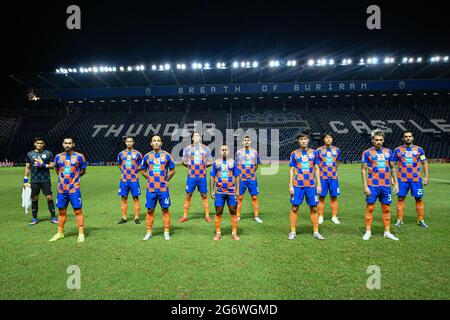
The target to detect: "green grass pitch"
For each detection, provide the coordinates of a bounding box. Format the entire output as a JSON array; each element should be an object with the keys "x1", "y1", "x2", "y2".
[{"x1": 1, "y1": 164, "x2": 449, "y2": 299}]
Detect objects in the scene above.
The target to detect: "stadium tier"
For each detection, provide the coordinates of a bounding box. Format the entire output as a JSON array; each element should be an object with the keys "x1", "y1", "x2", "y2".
[
  {"x1": 1, "y1": 96, "x2": 449, "y2": 163},
  {"x1": 5, "y1": 59, "x2": 450, "y2": 163}
]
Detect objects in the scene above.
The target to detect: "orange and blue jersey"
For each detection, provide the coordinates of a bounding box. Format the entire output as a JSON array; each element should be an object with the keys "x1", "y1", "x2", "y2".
[
  {"x1": 235, "y1": 148, "x2": 261, "y2": 181},
  {"x1": 393, "y1": 145, "x2": 426, "y2": 183},
  {"x1": 141, "y1": 150, "x2": 175, "y2": 193},
  {"x1": 210, "y1": 159, "x2": 241, "y2": 195},
  {"x1": 117, "y1": 149, "x2": 143, "y2": 182},
  {"x1": 316, "y1": 146, "x2": 341, "y2": 180},
  {"x1": 361, "y1": 147, "x2": 394, "y2": 187},
  {"x1": 289, "y1": 148, "x2": 319, "y2": 188},
  {"x1": 54, "y1": 152, "x2": 87, "y2": 194},
  {"x1": 183, "y1": 144, "x2": 212, "y2": 179}
]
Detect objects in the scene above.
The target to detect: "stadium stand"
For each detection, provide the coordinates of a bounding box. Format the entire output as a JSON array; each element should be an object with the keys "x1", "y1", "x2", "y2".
[{"x1": 1, "y1": 99, "x2": 449, "y2": 163}]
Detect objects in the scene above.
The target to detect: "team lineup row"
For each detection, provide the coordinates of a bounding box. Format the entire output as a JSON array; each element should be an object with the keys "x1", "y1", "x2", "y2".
[{"x1": 23, "y1": 130, "x2": 429, "y2": 243}]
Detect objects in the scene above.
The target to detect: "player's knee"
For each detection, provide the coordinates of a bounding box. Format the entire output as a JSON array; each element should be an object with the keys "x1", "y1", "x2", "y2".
[
  {"x1": 238, "y1": 195, "x2": 244, "y2": 200},
  {"x1": 310, "y1": 206, "x2": 317, "y2": 213},
  {"x1": 415, "y1": 197, "x2": 423, "y2": 202},
  {"x1": 186, "y1": 193, "x2": 192, "y2": 198},
  {"x1": 251, "y1": 195, "x2": 258, "y2": 201},
  {"x1": 147, "y1": 209, "x2": 154, "y2": 215},
  {"x1": 46, "y1": 195, "x2": 53, "y2": 201},
  {"x1": 398, "y1": 197, "x2": 405, "y2": 201},
  {"x1": 200, "y1": 193, "x2": 207, "y2": 199},
  {"x1": 319, "y1": 196, "x2": 325, "y2": 201},
  {"x1": 162, "y1": 208, "x2": 169, "y2": 214},
  {"x1": 32, "y1": 195, "x2": 39, "y2": 201},
  {"x1": 291, "y1": 206, "x2": 299, "y2": 213}
]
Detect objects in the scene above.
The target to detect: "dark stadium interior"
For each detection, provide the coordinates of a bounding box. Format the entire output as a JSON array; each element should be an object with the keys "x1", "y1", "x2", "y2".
[{"x1": 2, "y1": 1, "x2": 450, "y2": 164}]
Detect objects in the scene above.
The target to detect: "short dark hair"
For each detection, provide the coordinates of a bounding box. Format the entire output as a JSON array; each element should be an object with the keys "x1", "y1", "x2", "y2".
[
  {"x1": 403, "y1": 130, "x2": 414, "y2": 137},
  {"x1": 124, "y1": 136, "x2": 135, "y2": 142},
  {"x1": 63, "y1": 136, "x2": 75, "y2": 143},
  {"x1": 243, "y1": 135, "x2": 251, "y2": 140},
  {"x1": 296, "y1": 132, "x2": 310, "y2": 140},
  {"x1": 34, "y1": 137, "x2": 45, "y2": 143},
  {"x1": 150, "y1": 133, "x2": 163, "y2": 143},
  {"x1": 321, "y1": 132, "x2": 333, "y2": 140}
]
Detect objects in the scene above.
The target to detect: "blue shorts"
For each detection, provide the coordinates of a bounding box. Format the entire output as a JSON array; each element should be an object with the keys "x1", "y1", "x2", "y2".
[
  {"x1": 397, "y1": 181, "x2": 424, "y2": 198},
  {"x1": 186, "y1": 177, "x2": 208, "y2": 194},
  {"x1": 146, "y1": 190, "x2": 171, "y2": 209},
  {"x1": 239, "y1": 179, "x2": 259, "y2": 196},
  {"x1": 290, "y1": 187, "x2": 318, "y2": 207},
  {"x1": 56, "y1": 190, "x2": 82, "y2": 209},
  {"x1": 215, "y1": 193, "x2": 237, "y2": 207},
  {"x1": 319, "y1": 179, "x2": 340, "y2": 197},
  {"x1": 366, "y1": 186, "x2": 392, "y2": 205},
  {"x1": 118, "y1": 181, "x2": 141, "y2": 197}
]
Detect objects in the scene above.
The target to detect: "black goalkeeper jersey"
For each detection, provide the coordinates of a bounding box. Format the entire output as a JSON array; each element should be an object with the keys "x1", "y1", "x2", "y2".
[{"x1": 26, "y1": 150, "x2": 54, "y2": 183}]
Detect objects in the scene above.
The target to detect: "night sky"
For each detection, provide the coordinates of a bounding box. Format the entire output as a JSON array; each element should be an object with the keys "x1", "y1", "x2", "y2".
[{"x1": 2, "y1": 0, "x2": 449, "y2": 107}]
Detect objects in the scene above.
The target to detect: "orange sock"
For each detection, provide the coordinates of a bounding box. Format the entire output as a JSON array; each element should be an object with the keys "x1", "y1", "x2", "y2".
[
  {"x1": 133, "y1": 198, "x2": 140, "y2": 220},
  {"x1": 237, "y1": 195, "x2": 244, "y2": 217},
  {"x1": 330, "y1": 198, "x2": 338, "y2": 217},
  {"x1": 317, "y1": 198, "x2": 325, "y2": 217},
  {"x1": 146, "y1": 212, "x2": 155, "y2": 233},
  {"x1": 290, "y1": 208, "x2": 298, "y2": 233},
  {"x1": 416, "y1": 199, "x2": 425, "y2": 222},
  {"x1": 397, "y1": 199, "x2": 405, "y2": 221},
  {"x1": 201, "y1": 195, "x2": 210, "y2": 216},
  {"x1": 74, "y1": 208, "x2": 85, "y2": 235},
  {"x1": 215, "y1": 214, "x2": 222, "y2": 233},
  {"x1": 251, "y1": 196, "x2": 259, "y2": 217},
  {"x1": 365, "y1": 204, "x2": 375, "y2": 231},
  {"x1": 310, "y1": 207, "x2": 319, "y2": 233},
  {"x1": 162, "y1": 211, "x2": 170, "y2": 233},
  {"x1": 121, "y1": 198, "x2": 128, "y2": 219},
  {"x1": 231, "y1": 214, "x2": 238, "y2": 235},
  {"x1": 183, "y1": 195, "x2": 191, "y2": 218},
  {"x1": 381, "y1": 203, "x2": 391, "y2": 231},
  {"x1": 58, "y1": 208, "x2": 67, "y2": 234}
]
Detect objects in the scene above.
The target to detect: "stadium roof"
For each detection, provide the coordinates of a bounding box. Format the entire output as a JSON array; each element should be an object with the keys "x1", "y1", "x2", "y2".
[{"x1": 11, "y1": 55, "x2": 450, "y2": 90}]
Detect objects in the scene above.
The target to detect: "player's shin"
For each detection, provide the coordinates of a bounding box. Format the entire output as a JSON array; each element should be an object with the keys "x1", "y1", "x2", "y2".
[
  {"x1": 381, "y1": 204, "x2": 391, "y2": 232},
  {"x1": 310, "y1": 207, "x2": 319, "y2": 233},
  {"x1": 58, "y1": 208, "x2": 67, "y2": 234},
  {"x1": 121, "y1": 198, "x2": 128, "y2": 220},
  {"x1": 237, "y1": 195, "x2": 244, "y2": 217},
  {"x1": 32, "y1": 200, "x2": 38, "y2": 219},
  {"x1": 230, "y1": 213, "x2": 238, "y2": 235},
  {"x1": 215, "y1": 213, "x2": 222, "y2": 234},
  {"x1": 415, "y1": 199, "x2": 425, "y2": 222},
  {"x1": 183, "y1": 195, "x2": 191, "y2": 218},
  {"x1": 201, "y1": 194, "x2": 210, "y2": 216},
  {"x1": 133, "y1": 198, "x2": 140, "y2": 220},
  {"x1": 330, "y1": 197, "x2": 338, "y2": 217},
  {"x1": 251, "y1": 196, "x2": 259, "y2": 217},
  {"x1": 365, "y1": 204, "x2": 375, "y2": 231},
  {"x1": 146, "y1": 211, "x2": 155, "y2": 233},
  {"x1": 317, "y1": 197, "x2": 325, "y2": 217},
  {"x1": 162, "y1": 210, "x2": 170, "y2": 233},
  {"x1": 396, "y1": 198, "x2": 405, "y2": 221},
  {"x1": 290, "y1": 207, "x2": 298, "y2": 233},
  {"x1": 74, "y1": 209, "x2": 85, "y2": 235},
  {"x1": 47, "y1": 199, "x2": 56, "y2": 218}
]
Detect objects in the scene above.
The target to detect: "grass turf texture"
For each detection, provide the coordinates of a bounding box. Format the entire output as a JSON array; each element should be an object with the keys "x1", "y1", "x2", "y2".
[{"x1": 0, "y1": 164, "x2": 449, "y2": 300}]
